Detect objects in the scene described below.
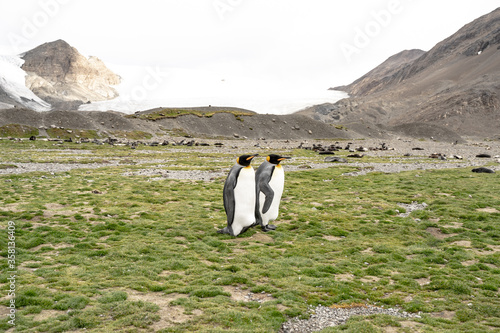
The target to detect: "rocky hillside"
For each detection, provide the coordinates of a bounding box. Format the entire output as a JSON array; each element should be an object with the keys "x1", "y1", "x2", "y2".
[
  {"x1": 303, "y1": 7, "x2": 500, "y2": 139},
  {"x1": 332, "y1": 49, "x2": 425, "y2": 96},
  {"x1": 20, "y1": 40, "x2": 120, "y2": 109},
  {"x1": 0, "y1": 107, "x2": 357, "y2": 141}
]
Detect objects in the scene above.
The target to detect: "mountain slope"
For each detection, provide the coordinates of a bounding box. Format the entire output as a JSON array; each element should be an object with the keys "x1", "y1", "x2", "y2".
[
  {"x1": 306, "y1": 7, "x2": 500, "y2": 138},
  {"x1": 332, "y1": 49, "x2": 425, "y2": 96},
  {"x1": 21, "y1": 39, "x2": 121, "y2": 109}
]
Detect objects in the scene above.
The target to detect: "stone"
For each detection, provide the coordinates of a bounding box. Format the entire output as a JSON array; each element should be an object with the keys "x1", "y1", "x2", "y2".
[
  {"x1": 324, "y1": 156, "x2": 347, "y2": 163},
  {"x1": 472, "y1": 167, "x2": 495, "y2": 173}
]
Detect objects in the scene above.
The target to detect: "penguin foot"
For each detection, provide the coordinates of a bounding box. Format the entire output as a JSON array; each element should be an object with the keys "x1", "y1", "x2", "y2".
[
  {"x1": 217, "y1": 228, "x2": 229, "y2": 235},
  {"x1": 261, "y1": 224, "x2": 277, "y2": 232}
]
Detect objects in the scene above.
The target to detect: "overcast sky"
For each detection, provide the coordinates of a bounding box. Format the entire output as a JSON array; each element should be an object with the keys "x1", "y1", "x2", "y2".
[{"x1": 0, "y1": 1, "x2": 498, "y2": 112}]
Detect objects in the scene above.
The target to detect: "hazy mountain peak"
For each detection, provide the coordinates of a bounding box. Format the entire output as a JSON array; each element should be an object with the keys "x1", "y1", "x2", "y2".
[{"x1": 20, "y1": 39, "x2": 121, "y2": 109}]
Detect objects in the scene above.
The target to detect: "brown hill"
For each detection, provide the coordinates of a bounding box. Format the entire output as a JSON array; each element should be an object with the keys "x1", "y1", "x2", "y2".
[
  {"x1": 303, "y1": 7, "x2": 500, "y2": 139},
  {"x1": 21, "y1": 40, "x2": 121, "y2": 109},
  {"x1": 0, "y1": 107, "x2": 357, "y2": 140}
]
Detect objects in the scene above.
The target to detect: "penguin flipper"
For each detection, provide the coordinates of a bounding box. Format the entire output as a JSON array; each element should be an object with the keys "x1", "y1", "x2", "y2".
[
  {"x1": 223, "y1": 166, "x2": 241, "y2": 229},
  {"x1": 260, "y1": 181, "x2": 275, "y2": 214},
  {"x1": 256, "y1": 165, "x2": 275, "y2": 215}
]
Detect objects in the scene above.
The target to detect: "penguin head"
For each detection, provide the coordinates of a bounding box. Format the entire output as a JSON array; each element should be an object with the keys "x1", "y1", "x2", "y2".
[
  {"x1": 266, "y1": 154, "x2": 291, "y2": 165},
  {"x1": 236, "y1": 154, "x2": 259, "y2": 167}
]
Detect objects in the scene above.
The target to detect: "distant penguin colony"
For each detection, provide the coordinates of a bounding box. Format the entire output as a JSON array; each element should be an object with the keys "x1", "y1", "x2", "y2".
[
  {"x1": 219, "y1": 154, "x2": 291, "y2": 236},
  {"x1": 218, "y1": 154, "x2": 259, "y2": 237}
]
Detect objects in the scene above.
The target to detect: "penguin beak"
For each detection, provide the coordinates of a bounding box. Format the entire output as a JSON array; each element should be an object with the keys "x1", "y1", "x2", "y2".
[
  {"x1": 278, "y1": 157, "x2": 291, "y2": 161},
  {"x1": 247, "y1": 154, "x2": 259, "y2": 161}
]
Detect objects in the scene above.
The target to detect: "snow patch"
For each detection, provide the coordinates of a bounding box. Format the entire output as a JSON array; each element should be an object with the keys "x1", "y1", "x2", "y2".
[{"x1": 0, "y1": 55, "x2": 51, "y2": 111}]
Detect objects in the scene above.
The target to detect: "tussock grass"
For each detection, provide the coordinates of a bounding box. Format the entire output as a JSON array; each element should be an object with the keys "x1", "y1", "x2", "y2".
[{"x1": 0, "y1": 140, "x2": 499, "y2": 332}]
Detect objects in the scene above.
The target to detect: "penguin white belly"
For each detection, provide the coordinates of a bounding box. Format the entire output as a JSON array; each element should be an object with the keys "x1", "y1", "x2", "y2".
[
  {"x1": 260, "y1": 165, "x2": 285, "y2": 225},
  {"x1": 232, "y1": 167, "x2": 256, "y2": 235}
]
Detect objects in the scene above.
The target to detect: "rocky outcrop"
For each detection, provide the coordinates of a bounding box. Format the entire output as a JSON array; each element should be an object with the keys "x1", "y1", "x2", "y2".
[{"x1": 21, "y1": 40, "x2": 120, "y2": 109}]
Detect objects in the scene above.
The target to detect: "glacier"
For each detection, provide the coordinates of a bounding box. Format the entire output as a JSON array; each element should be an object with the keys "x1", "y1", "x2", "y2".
[{"x1": 0, "y1": 55, "x2": 51, "y2": 111}]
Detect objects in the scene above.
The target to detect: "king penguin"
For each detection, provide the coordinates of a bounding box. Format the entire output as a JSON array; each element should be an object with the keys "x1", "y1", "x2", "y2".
[
  {"x1": 218, "y1": 154, "x2": 259, "y2": 237},
  {"x1": 255, "y1": 154, "x2": 291, "y2": 232}
]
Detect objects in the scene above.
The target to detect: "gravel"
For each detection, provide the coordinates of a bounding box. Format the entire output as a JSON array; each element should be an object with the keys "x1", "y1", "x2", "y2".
[
  {"x1": 1, "y1": 138, "x2": 498, "y2": 181},
  {"x1": 122, "y1": 168, "x2": 226, "y2": 181},
  {"x1": 0, "y1": 162, "x2": 120, "y2": 175},
  {"x1": 397, "y1": 201, "x2": 428, "y2": 217},
  {"x1": 279, "y1": 305, "x2": 421, "y2": 333}
]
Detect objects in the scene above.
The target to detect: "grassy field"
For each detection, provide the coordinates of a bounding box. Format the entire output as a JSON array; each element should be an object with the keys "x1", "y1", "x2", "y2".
[{"x1": 0, "y1": 139, "x2": 499, "y2": 332}]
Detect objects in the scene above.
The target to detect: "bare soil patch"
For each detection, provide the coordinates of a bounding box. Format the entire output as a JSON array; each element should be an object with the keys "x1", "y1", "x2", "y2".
[
  {"x1": 430, "y1": 311, "x2": 455, "y2": 320},
  {"x1": 32, "y1": 310, "x2": 64, "y2": 322},
  {"x1": 323, "y1": 235, "x2": 342, "y2": 241},
  {"x1": 335, "y1": 274, "x2": 354, "y2": 282},
  {"x1": 426, "y1": 227, "x2": 457, "y2": 239},
  {"x1": 476, "y1": 207, "x2": 499, "y2": 213},
  {"x1": 127, "y1": 290, "x2": 199, "y2": 330},
  {"x1": 451, "y1": 240, "x2": 472, "y2": 247},
  {"x1": 416, "y1": 278, "x2": 431, "y2": 286},
  {"x1": 223, "y1": 285, "x2": 275, "y2": 303}
]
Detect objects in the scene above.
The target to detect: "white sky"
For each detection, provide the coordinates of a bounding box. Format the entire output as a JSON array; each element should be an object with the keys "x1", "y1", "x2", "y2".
[{"x1": 0, "y1": 0, "x2": 498, "y2": 113}]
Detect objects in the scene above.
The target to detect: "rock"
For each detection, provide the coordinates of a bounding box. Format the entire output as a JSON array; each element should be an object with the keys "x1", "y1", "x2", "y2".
[
  {"x1": 325, "y1": 156, "x2": 348, "y2": 163},
  {"x1": 21, "y1": 39, "x2": 120, "y2": 107},
  {"x1": 472, "y1": 167, "x2": 495, "y2": 173},
  {"x1": 347, "y1": 153, "x2": 364, "y2": 158}
]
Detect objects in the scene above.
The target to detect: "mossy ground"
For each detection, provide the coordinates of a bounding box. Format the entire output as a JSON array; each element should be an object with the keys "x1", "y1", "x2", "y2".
[
  {"x1": 0, "y1": 140, "x2": 499, "y2": 332},
  {"x1": 0, "y1": 124, "x2": 39, "y2": 138},
  {"x1": 127, "y1": 108, "x2": 254, "y2": 121}
]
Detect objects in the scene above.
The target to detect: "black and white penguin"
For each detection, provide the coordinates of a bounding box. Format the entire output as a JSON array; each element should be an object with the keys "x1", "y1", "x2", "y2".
[
  {"x1": 255, "y1": 154, "x2": 291, "y2": 232},
  {"x1": 218, "y1": 154, "x2": 259, "y2": 236}
]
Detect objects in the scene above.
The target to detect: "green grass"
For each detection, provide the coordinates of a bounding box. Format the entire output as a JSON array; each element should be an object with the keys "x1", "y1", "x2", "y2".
[
  {"x1": 109, "y1": 130, "x2": 153, "y2": 140},
  {"x1": 127, "y1": 108, "x2": 254, "y2": 121},
  {"x1": 0, "y1": 124, "x2": 39, "y2": 138},
  {"x1": 0, "y1": 140, "x2": 499, "y2": 332}
]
